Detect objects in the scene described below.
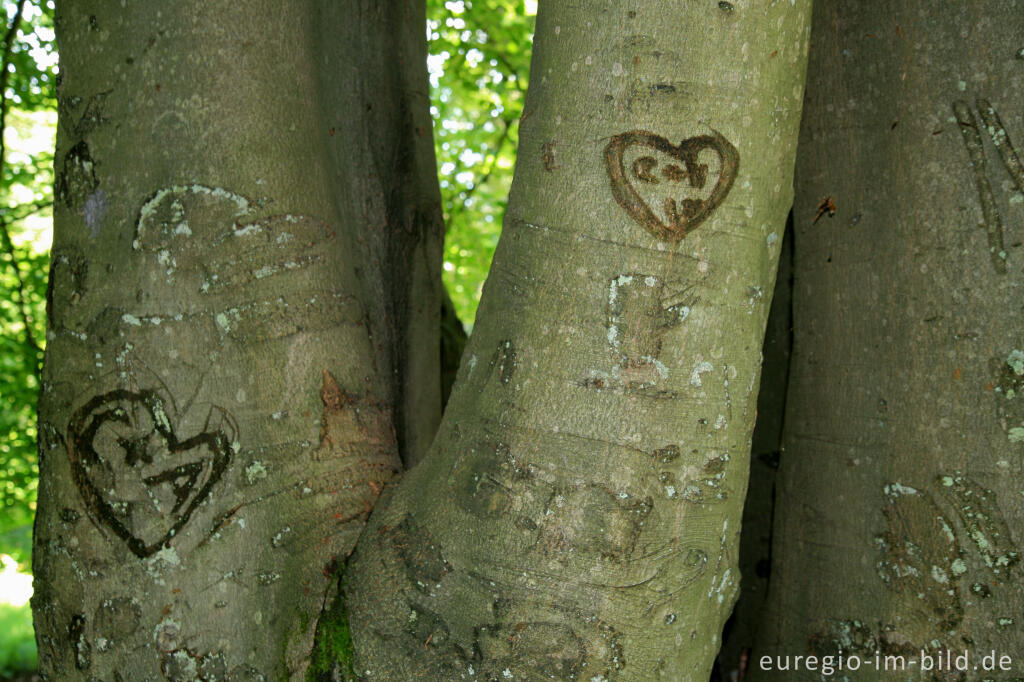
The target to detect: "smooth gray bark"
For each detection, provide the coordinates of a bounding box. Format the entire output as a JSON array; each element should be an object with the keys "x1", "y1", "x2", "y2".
[
  {"x1": 342, "y1": 1, "x2": 811, "y2": 679},
  {"x1": 34, "y1": 1, "x2": 441, "y2": 679},
  {"x1": 754, "y1": 2, "x2": 1024, "y2": 680}
]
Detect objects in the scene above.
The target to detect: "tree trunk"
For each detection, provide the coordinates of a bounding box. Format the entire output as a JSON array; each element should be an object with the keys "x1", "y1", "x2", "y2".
[
  {"x1": 33, "y1": 1, "x2": 441, "y2": 679},
  {"x1": 754, "y1": 2, "x2": 1024, "y2": 679},
  {"x1": 341, "y1": 1, "x2": 811, "y2": 679}
]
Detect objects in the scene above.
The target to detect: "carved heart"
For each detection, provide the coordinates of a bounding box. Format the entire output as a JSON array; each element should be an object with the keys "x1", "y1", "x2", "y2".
[
  {"x1": 67, "y1": 390, "x2": 232, "y2": 558},
  {"x1": 604, "y1": 130, "x2": 739, "y2": 241}
]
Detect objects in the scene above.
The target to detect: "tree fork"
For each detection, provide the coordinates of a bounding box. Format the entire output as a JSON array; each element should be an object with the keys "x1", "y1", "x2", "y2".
[{"x1": 342, "y1": 1, "x2": 811, "y2": 679}]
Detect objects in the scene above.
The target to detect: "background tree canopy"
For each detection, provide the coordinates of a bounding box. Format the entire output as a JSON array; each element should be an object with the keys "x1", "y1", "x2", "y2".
[
  {"x1": 0, "y1": 0, "x2": 529, "y2": 676},
  {"x1": 428, "y1": 0, "x2": 534, "y2": 325}
]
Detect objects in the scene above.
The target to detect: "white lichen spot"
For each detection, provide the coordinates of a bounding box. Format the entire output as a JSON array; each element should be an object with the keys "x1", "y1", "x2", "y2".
[
  {"x1": 1007, "y1": 350, "x2": 1024, "y2": 376},
  {"x1": 245, "y1": 460, "x2": 268, "y2": 484},
  {"x1": 950, "y1": 557, "x2": 967, "y2": 577},
  {"x1": 502, "y1": 668, "x2": 513, "y2": 679},
  {"x1": 121, "y1": 314, "x2": 142, "y2": 327},
  {"x1": 150, "y1": 401, "x2": 172, "y2": 434},
  {"x1": 144, "y1": 546, "x2": 181, "y2": 580},
  {"x1": 714, "y1": 414, "x2": 727, "y2": 430},
  {"x1": 690, "y1": 361, "x2": 714, "y2": 387},
  {"x1": 1008, "y1": 427, "x2": 1024, "y2": 443},
  {"x1": 639, "y1": 355, "x2": 669, "y2": 378},
  {"x1": 931, "y1": 565, "x2": 949, "y2": 584},
  {"x1": 234, "y1": 223, "x2": 261, "y2": 237},
  {"x1": 272, "y1": 526, "x2": 292, "y2": 548},
  {"x1": 611, "y1": 62, "x2": 623, "y2": 76},
  {"x1": 609, "y1": 274, "x2": 632, "y2": 307},
  {"x1": 939, "y1": 517, "x2": 956, "y2": 544},
  {"x1": 883, "y1": 482, "x2": 918, "y2": 497},
  {"x1": 253, "y1": 265, "x2": 277, "y2": 279},
  {"x1": 665, "y1": 485, "x2": 677, "y2": 499},
  {"x1": 970, "y1": 529, "x2": 992, "y2": 553},
  {"x1": 153, "y1": 616, "x2": 180, "y2": 651},
  {"x1": 607, "y1": 325, "x2": 619, "y2": 347},
  {"x1": 215, "y1": 312, "x2": 231, "y2": 332}
]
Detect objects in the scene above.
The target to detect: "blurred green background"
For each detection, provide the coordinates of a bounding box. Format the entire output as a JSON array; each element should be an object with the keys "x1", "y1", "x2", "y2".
[{"x1": 0, "y1": 0, "x2": 532, "y2": 677}]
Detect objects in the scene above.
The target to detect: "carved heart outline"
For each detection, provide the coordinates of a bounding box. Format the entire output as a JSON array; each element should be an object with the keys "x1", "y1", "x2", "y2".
[
  {"x1": 604, "y1": 130, "x2": 739, "y2": 242},
  {"x1": 67, "y1": 389, "x2": 232, "y2": 558}
]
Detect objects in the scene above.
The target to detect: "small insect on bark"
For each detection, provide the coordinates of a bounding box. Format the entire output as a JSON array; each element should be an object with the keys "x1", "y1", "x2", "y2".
[{"x1": 813, "y1": 196, "x2": 837, "y2": 223}]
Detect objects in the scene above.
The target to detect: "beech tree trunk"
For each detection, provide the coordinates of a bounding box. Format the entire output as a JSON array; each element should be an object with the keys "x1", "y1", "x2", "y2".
[
  {"x1": 341, "y1": 2, "x2": 811, "y2": 679},
  {"x1": 754, "y1": 2, "x2": 1024, "y2": 680},
  {"x1": 34, "y1": 1, "x2": 442, "y2": 679}
]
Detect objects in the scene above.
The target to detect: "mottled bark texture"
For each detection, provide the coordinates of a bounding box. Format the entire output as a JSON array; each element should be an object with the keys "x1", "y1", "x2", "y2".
[
  {"x1": 341, "y1": 1, "x2": 811, "y2": 679},
  {"x1": 34, "y1": 1, "x2": 442, "y2": 679},
  {"x1": 754, "y1": 3, "x2": 1024, "y2": 680}
]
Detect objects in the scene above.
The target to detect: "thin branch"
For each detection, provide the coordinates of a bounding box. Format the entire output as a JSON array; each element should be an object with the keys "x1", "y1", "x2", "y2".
[
  {"x1": 0, "y1": 212, "x2": 41, "y2": 361},
  {"x1": 0, "y1": 0, "x2": 42, "y2": 369},
  {"x1": 445, "y1": 115, "x2": 516, "y2": 224},
  {"x1": 492, "y1": 51, "x2": 526, "y2": 96},
  {"x1": 1, "y1": 0, "x2": 28, "y2": 159}
]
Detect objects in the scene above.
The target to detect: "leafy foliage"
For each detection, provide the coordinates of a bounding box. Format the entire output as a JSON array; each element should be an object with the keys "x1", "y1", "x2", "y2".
[
  {"x1": 0, "y1": 602, "x2": 36, "y2": 676},
  {"x1": 1, "y1": 0, "x2": 57, "y2": 563},
  {"x1": 427, "y1": 0, "x2": 534, "y2": 326}
]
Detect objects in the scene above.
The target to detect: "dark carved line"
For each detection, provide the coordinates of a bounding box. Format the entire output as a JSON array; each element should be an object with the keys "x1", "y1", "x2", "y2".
[
  {"x1": 66, "y1": 389, "x2": 232, "y2": 558},
  {"x1": 953, "y1": 100, "x2": 1007, "y2": 275},
  {"x1": 604, "y1": 129, "x2": 739, "y2": 242},
  {"x1": 976, "y1": 99, "x2": 1024, "y2": 192}
]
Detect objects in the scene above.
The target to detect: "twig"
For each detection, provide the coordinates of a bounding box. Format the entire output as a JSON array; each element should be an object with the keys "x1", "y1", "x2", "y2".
[
  {"x1": 0, "y1": 0, "x2": 42, "y2": 369},
  {"x1": 0, "y1": 214, "x2": 41, "y2": 363},
  {"x1": 445, "y1": 116, "x2": 516, "y2": 223}
]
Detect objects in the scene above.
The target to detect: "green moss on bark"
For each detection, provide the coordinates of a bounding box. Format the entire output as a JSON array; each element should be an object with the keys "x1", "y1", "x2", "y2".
[{"x1": 307, "y1": 576, "x2": 357, "y2": 682}]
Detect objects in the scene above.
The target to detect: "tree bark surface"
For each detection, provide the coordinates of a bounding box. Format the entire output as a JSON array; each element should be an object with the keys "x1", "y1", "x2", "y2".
[
  {"x1": 754, "y1": 3, "x2": 1024, "y2": 680},
  {"x1": 342, "y1": 1, "x2": 811, "y2": 680},
  {"x1": 34, "y1": 1, "x2": 441, "y2": 679}
]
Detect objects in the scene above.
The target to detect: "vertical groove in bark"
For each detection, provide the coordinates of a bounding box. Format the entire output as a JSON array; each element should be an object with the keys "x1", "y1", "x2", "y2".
[
  {"x1": 716, "y1": 212, "x2": 793, "y2": 680},
  {"x1": 754, "y1": 3, "x2": 1024, "y2": 680},
  {"x1": 343, "y1": 1, "x2": 811, "y2": 679},
  {"x1": 313, "y1": 1, "x2": 445, "y2": 470},
  {"x1": 32, "y1": 2, "x2": 436, "y2": 679}
]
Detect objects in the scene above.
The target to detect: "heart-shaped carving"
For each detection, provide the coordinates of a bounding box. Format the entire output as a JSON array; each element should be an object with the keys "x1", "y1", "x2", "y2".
[
  {"x1": 604, "y1": 130, "x2": 739, "y2": 241},
  {"x1": 67, "y1": 389, "x2": 233, "y2": 558}
]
